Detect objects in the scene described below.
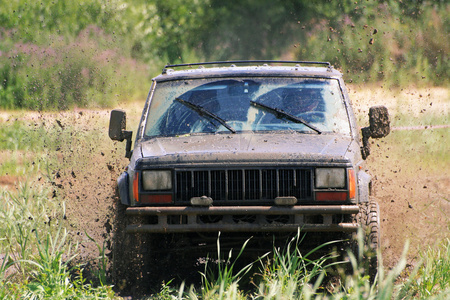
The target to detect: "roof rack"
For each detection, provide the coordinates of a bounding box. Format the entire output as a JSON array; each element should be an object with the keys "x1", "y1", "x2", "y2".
[{"x1": 162, "y1": 60, "x2": 332, "y2": 73}]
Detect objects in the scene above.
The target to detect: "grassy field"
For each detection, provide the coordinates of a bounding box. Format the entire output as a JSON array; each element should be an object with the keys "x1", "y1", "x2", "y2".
[{"x1": 0, "y1": 87, "x2": 448, "y2": 298}]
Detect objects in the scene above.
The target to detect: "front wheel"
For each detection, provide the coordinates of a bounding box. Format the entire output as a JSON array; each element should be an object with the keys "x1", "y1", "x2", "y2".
[
  {"x1": 111, "y1": 191, "x2": 153, "y2": 297},
  {"x1": 353, "y1": 199, "x2": 380, "y2": 281}
]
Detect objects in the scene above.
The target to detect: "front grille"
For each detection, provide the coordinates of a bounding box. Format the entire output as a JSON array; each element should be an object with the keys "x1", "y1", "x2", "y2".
[{"x1": 175, "y1": 168, "x2": 312, "y2": 203}]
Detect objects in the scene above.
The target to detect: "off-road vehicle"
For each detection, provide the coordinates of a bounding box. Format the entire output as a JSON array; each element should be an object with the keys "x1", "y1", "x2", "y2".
[{"x1": 109, "y1": 60, "x2": 390, "y2": 281}]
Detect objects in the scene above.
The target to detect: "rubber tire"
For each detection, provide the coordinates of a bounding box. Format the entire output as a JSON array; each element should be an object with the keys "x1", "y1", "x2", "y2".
[
  {"x1": 354, "y1": 198, "x2": 380, "y2": 281},
  {"x1": 111, "y1": 189, "x2": 152, "y2": 297}
]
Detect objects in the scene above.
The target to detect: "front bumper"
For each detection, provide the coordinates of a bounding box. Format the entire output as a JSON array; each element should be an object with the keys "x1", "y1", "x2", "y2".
[{"x1": 125, "y1": 205, "x2": 360, "y2": 233}]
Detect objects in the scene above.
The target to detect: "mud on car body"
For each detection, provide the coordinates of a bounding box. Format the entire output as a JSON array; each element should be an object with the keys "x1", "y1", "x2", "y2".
[{"x1": 109, "y1": 61, "x2": 389, "y2": 271}]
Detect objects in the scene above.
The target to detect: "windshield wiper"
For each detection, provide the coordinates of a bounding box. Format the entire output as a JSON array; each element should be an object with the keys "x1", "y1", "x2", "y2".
[
  {"x1": 175, "y1": 97, "x2": 236, "y2": 134},
  {"x1": 250, "y1": 101, "x2": 322, "y2": 134}
]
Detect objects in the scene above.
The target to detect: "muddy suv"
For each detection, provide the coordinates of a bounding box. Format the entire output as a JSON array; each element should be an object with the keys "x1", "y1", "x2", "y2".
[{"x1": 109, "y1": 61, "x2": 389, "y2": 276}]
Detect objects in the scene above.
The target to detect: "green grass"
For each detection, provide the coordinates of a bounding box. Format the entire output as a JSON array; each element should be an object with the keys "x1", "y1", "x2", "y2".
[
  {"x1": 0, "y1": 121, "x2": 46, "y2": 151},
  {"x1": 0, "y1": 180, "x2": 115, "y2": 299},
  {"x1": 0, "y1": 121, "x2": 51, "y2": 177},
  {"x1": 0, "y1": 118, "x2": 117, "y2": 298},
  {"x1": 377, "y1": 128, "x2": 450, "y2": 173},
  {"x1": 0, "y1": 110, "x2": 127, "y2": 298},
  {"x1": 199, "y1": 233, "x2": 265, "y2": 298},
  {"x1": 393, "y1": 114, "x2": 449, "y2": 128},
  {"x1": 146, "y1": 235, "x2": 449, "y2": 300},
  {"x1": 397, "y1": 239, "x2": 450, "y2": 299},
  {"x1": 254, "y1": 234, "x2": 343, "y2": 299},
  {"x1": 0, "y1": 114, "x2": 115, "y2": 177}
]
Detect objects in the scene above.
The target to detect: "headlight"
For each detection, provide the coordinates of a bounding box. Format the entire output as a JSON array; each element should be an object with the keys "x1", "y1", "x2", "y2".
[
  {"x1": 142, "y1": 170, "x2": 172, "y2": 190},
  {"x1": 315, "y1": 168, "x2": 345, "y2": 188}
]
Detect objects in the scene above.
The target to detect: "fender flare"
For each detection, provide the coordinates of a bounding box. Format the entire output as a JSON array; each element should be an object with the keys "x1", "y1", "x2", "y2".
[
  {"x1": 117, "y1": 171, "x2": 131, "y2": 206},
  {"x1": 357, "y1": 170, "x2": 372, "y2": 203}
]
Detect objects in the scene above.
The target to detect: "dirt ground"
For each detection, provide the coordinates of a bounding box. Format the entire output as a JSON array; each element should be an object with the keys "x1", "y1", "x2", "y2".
[
  {"x1": 350, "y1": 86, "x2": 450, "y2": 270},
  {"x1": 367, "y1": 141, "x2": 449, "y2": 270},
  {"x1": 1, "y1": 86, "x2": 449, "y2": 292}
]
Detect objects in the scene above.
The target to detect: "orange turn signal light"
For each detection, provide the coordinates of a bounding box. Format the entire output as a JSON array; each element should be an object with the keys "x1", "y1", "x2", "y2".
[
  {"x1": 133, "y1": 172, "x2": 139, "y2": 202},
  {"x1": 348, "y1": 169, "x2": 356, "y2": 200}
]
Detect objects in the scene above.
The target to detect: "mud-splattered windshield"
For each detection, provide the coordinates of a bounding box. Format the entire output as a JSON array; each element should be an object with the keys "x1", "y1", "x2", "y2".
[{"x1": 144, "y1": 78, "x2": 351, "y2": 137}]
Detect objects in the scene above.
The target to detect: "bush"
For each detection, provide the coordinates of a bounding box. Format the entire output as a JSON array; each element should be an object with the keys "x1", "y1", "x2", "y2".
[
  {"x1": 0, "y1": 27, "x2": 148, "y2": 110},
  {"x1": 295, "y1": 3, "x2": 449, "y2": 87}
]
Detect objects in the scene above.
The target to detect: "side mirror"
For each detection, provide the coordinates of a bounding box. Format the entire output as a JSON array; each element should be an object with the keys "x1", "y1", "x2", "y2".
[
  {"x1": 361, "y1": 106, "x2": 390, "y2": 159},
  {"x1": 109, "y1": 109, "x2": 127, "y2": 141},
  {"x1": 109, "y1": 109, "x2": 133, "y2": 159},
  {"x1": 368, "y1": 106, "x2": 390, "y2": 138}
]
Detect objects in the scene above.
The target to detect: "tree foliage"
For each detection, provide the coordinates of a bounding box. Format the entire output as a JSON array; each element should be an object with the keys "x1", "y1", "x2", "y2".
[{"x1": 0, "y1": 0, "x2": 448, "y2": 110}]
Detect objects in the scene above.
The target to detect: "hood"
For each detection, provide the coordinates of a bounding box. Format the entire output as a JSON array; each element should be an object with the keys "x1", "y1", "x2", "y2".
[{"x1": 138, "y1": 133, "x2": 356, "y2": 166}]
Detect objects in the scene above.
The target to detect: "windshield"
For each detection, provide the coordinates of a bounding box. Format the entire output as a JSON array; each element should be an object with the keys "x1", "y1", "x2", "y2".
[{"x1": 144, "y1": 77, "x2": 351, "y2": 137}]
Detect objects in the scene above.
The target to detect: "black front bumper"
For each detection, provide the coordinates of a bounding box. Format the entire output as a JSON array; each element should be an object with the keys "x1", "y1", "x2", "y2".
[{"x1": 125, "y1": 205, "x2": 360, "y2": 233}]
